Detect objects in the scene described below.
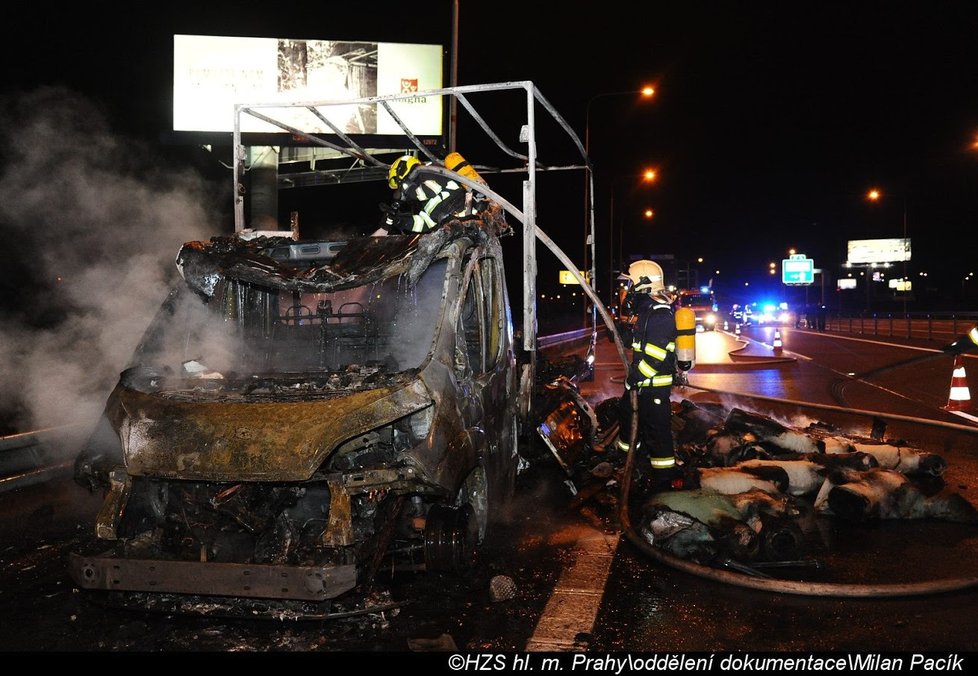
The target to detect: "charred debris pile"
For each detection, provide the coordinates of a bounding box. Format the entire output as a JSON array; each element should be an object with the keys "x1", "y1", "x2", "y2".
[{"x1": 533, "y1": 376, "x2": 978, "y2": 576}]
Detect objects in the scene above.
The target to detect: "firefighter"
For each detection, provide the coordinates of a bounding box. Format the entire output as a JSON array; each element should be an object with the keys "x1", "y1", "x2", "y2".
[
  {"x1": 380, "y1": 153, "x2": 481, "y2": 234},
  {"x1": 615, "y1": 259, "x2": 686, "y2": 492}
]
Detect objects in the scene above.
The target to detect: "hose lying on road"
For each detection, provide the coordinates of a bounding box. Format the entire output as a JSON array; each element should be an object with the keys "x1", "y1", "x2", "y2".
[{"x1": 617, "y1": 385, "x2": 978, "y2": 598}]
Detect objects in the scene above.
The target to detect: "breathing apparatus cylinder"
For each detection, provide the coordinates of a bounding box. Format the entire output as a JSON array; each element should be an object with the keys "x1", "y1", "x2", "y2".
[
  {"x1": 445, "y1": 152, "x2": 485, "y2": 184},
  {"x1": 675, "y1": 306, "x2": 696, "y2": 371}
]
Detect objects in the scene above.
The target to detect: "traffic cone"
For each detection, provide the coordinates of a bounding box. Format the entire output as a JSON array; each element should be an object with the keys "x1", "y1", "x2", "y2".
[
  {"x1": 773, "y1": 329, "x2": 783, "y2": 354},
  {"x1": 944, "y1": 356, "x2": 973, "y2": 411},
  {"x1": 723, "y1": 320, "x2": 729, "y2": 331},
  {"x1": 735, "y1": 323, "x2": 741, "y2": 336}
]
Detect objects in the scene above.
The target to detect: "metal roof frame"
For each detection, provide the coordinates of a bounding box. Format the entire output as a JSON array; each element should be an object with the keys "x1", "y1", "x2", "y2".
[{"x1": 231, "y1": 81, "x2": 621, "y2": 362}]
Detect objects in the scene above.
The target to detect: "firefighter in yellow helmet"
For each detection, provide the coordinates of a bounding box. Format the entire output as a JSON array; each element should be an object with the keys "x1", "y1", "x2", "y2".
[
  {"x1": 380, "y1": 153, "x2": 483, "y2": 234},
  {"x1": 616, "y1": 259, "x2": 685, "y2": 492}
]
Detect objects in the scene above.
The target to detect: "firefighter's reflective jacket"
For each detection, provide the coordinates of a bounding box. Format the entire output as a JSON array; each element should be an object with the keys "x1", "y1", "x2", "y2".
[
  {"x1": 625, "y1": 294, "x2": 677, "y2": 390},
  {"x1": 387, "y1": 168, "x2": 469, "y2": 233}
]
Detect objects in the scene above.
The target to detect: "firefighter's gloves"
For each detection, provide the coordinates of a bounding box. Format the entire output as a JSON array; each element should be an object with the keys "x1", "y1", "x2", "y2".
[
  {"x1": 379, "y1": 200, "x2": 404, "y2": 216},
  {"x1": 379, "y1": 200, "x2": 405, "y2": 227},
  {"x1": 626, "y1": 366, "x2": 643, "y2": 388}
]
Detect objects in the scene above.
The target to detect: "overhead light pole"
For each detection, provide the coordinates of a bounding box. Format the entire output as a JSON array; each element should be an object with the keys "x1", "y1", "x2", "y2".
[
  {"x1": 583, "y1": 86, "x2": 655, "y2": 326},
  {"x1": 608, "y1": 168, "x2": 658, "y2": 305},
  {"x1": 866, "y1": 187, "x2": 910, "y2": 316}
]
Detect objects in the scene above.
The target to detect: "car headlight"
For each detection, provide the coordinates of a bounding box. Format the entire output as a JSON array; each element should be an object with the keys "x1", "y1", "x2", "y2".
[
  {"x1": 330, "y1": 404, "x2": 434, "y2": 471},
  {"x1": 404, "y1": 404, "x2": 434, "y2": 443}
]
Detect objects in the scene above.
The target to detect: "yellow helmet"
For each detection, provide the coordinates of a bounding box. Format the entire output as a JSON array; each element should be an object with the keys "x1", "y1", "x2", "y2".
[
  {"x1": 388, "y1": 155, "x2": 420, "y2": 189},
  {"x1": 627, "y1": 260, "x2": 665, "y2": 294}
]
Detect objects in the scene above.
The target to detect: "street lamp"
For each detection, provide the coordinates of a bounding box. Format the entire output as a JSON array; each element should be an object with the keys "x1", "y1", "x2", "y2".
[
  {"x1": 866, "y1": 187, "x2": 910, "y2": 315},
  {"x1": 583, "y1": 86, "x2": 655, "y2": 324},
  {"x1": 608, "y1": 169, "x2": 657, "y2": 304}
]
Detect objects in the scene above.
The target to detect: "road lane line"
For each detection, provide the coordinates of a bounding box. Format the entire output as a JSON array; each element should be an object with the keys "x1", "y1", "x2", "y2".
[{"x1": 524, "y1": 526, "x2": 620, "y2": 652}]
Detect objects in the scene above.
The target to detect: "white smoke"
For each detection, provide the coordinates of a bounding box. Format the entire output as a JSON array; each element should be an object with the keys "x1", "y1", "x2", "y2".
[{"x1": 0, "y1": 86, "x2": 222, "y2": 445}]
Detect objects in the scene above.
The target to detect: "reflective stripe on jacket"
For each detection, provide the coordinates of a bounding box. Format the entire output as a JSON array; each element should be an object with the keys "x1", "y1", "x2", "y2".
[
  {"x1": 626, "y1": 296, "x2": 677, "y2": 389},
  {"x1": 395, "y1": 171, "x2": 468, "y2": 232}
]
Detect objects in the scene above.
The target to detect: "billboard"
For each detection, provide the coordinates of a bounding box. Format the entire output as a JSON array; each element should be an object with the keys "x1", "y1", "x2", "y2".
[
  {"x1": 846, "y1": 238, "x2": 911, "y2": 264},
  {"x1": 173, "y1": 35, "x2": 443, "y2": 135}
]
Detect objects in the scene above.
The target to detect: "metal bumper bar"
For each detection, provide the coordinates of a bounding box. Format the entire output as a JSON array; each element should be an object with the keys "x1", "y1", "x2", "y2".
[{"x1": 68, "y1": 552, "x2": 357, "y2": 601}]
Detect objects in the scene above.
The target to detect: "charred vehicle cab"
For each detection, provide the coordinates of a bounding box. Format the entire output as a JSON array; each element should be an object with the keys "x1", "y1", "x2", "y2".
[
  {"x1": 71, "y1": 216, "x2": 520, "y2": 608},
  {"x1": 67, "y1": 81, "x2": 611, "y2": 615}
]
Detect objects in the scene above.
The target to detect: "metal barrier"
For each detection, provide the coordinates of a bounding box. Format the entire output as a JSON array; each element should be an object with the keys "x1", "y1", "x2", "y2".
[
  {"x1": 536, "y1": 327, "x2": 593, "y2": 349},
  {"x1": 827, "y1": 312, "x2": 978, "y2": 343},
  {"x1": 0, "y1": 426, "x2": 80, "y2": 492}
]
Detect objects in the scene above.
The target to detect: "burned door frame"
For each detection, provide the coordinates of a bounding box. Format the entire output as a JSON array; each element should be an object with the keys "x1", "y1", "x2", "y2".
[{"x1": 453, "y1": 246, "x2": 517, "y2": 540}]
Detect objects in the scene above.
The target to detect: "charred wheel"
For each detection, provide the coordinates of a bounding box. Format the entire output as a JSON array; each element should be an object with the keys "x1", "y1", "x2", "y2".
[{"x1": 423, "y1": 503, "x2": 477, "y2": 572}]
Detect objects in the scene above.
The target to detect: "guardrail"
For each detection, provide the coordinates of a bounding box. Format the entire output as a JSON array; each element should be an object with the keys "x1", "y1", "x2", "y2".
[
  {"x1": 825, "y1": 312, "x2": 978, "y2": 342},
  {"x1": 0, "y1": 426, "x2": 79, "y2": 493},
  {"x1": 536, "y1": 327, "x2": 594, "y2": 349}
]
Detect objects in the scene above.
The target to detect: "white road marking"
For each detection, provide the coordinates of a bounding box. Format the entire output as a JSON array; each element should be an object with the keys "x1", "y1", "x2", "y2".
[
  {"x1": 524, "y1": 527, "x2": 620, "y2": 652},
  {"x1": 950, "y1": 410, "x2": 978, "y2": 424}
]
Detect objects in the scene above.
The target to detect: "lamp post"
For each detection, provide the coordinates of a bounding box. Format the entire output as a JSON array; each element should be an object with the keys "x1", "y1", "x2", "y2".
[
  {"x1": 866, "y1": 187, "x2": 910, "y2": 316},
  {"x1": 608, "y1": 170, "x2": 657, "y2": 305},
  {"x1": 583, "y1": 86, "x2": 655, "y2": 325}
]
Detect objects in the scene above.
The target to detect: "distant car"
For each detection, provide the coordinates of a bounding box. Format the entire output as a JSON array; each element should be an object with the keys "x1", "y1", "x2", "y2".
[{"x1": 753, "y1": 302, "x2": 793, "y2": 326}]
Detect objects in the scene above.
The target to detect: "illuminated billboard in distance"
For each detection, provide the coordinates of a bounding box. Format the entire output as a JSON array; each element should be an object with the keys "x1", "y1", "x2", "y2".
[
  {"x1": 837, "y1": 278, "x2": 858, "y2": 290},
  {"x1": 846, "y1": 238, "x2": 911, "y2": 264},
  {"x1": 173, "y1": 35, "x2": 443, "y2": 134}
]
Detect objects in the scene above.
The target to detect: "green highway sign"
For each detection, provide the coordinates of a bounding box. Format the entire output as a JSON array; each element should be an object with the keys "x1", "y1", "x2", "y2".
[{"x1": 782, "y1": 254, "x2": 814, "y2": 285}]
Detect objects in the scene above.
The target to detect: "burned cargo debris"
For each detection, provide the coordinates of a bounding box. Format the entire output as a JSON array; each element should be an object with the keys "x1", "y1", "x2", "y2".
[
  {"x1": 548, "y1": 390, "x2": 978, "y2": 572},
  {"x1": 70, "y1": 224, "x2": 521, "y2": 611},
  {"x1": 641, "y1": 403, "x2": 978, "y2": 568}
]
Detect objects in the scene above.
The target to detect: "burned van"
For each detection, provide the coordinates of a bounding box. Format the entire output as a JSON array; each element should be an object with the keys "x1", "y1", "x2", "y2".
[
  {"x1": 66, "y1": 80, "x2": 612, "y2": 615},
  {"x1": 69, "y1": 213, "x2": 522, "y2": 611}
]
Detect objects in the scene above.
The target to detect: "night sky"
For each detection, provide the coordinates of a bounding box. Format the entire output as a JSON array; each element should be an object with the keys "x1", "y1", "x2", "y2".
[{"x1": 3, "y1": 1, "x2": 978, "y2": 312}]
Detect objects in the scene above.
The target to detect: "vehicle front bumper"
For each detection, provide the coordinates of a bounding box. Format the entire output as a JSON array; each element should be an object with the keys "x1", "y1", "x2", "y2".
[{"x1": 67, "y1": 551, "x2": 357, "y2": 601}]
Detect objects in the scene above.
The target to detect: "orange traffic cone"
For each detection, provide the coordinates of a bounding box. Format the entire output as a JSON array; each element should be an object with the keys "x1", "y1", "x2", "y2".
[
  {"x1": 944, "y1": 356, "x2": 973, "y2": 411},
  {"x1": 773, "y1": 329, "x2": 783, "y2": 354},
  {"x1": 735, "y1": 323, "x2": 741, "y2": 336}
]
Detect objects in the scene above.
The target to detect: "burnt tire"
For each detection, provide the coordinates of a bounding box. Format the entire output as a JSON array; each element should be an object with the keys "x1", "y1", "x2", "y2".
[{"x1": 424, "y1": 503, "x2": 478, "y2": 572}]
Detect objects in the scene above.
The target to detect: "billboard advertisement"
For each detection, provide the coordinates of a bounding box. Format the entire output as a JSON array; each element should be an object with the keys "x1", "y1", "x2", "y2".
[
  {"x1": 846, "y1": 238, "x2": 912, "y2": 264},
  {"x1": 173, "y1": 35, "x2": 443, "y2": 135}
]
